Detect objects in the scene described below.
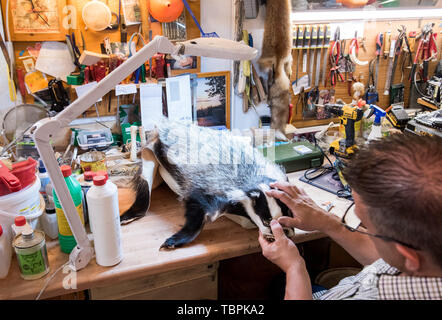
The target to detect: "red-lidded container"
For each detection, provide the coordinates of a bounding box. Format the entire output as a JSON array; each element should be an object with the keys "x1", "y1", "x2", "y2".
[{"x1": 0, "y1": 158, "x2": 37, "y2": 196}]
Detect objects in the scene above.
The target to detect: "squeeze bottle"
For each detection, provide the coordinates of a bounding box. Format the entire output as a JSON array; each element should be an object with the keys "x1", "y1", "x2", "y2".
[
  {"x1": 11, "y1": 216, "x2": 31, "y2": 237},
  {"x1": 53, "y1": 165, "x2": 85, "y2": 254},
  {"x1": 86, "y1": 175, "x2": 122, "y2": 266},
  {"x1": 0, "y1": 225, "x2": 12, "y2": 279}
]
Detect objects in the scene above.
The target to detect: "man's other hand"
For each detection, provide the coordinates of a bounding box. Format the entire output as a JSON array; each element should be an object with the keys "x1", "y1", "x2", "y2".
[{"x1": 258, "y1": 219, "x2": 305, "y2": 273}]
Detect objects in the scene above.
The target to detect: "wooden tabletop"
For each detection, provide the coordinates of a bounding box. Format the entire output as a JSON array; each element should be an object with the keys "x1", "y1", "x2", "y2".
[{"x1": 0, "y1": 171, "x2": 352, "y2": 300}]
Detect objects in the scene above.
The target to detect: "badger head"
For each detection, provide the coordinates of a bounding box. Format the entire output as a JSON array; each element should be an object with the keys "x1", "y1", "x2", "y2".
[{"x1": 226, "y1": 183, "x2": 295, "y2": 241}]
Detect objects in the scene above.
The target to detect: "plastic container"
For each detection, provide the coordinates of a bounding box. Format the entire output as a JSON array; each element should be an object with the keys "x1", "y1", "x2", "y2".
[
  {"x1": 0, "y1": 175, "x2": 41, "y2": 217},
  {"x1": 0, "y1": 224, "x2": 12, "y2": 279},
  {"x1": 38, "y1": 160, "x2": 50, "y2": 205},
  {"x1": 87, "y1": 175, "x2": 122, "y2": 266},
  {"x1": 11, "y1": 216, "x2": 31, "y2": 237},
  {"x1": 53, "y1": 165, "x2": 85, "y2": 254}
]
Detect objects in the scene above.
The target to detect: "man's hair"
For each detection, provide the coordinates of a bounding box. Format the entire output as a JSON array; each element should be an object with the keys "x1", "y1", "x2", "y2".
[{"x1": 343, "y1": 133, "x2": 442, "y2": 267}]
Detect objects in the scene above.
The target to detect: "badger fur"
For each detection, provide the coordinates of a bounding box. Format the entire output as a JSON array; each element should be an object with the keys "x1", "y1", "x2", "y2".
[
  {"x1": 258, "y1": 0, "x2": 292, "y2": 141},
  {"x1": 120, "y1": 119, "x2": 294, "y2": 249}
]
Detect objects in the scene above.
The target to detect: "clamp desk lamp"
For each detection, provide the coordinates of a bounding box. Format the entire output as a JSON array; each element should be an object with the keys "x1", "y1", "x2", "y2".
[{"x1": 31, "y1": 36, "x2": 258, "y2": 271}]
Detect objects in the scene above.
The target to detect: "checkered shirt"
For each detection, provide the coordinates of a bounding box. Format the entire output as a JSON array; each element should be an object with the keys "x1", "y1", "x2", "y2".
[{"x1": 313, "y1": 259, "x2": 442, "y2": 300}]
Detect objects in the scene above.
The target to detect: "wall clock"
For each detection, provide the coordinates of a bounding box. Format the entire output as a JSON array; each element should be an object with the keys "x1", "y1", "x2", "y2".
[{"x1": 3, "y1": 0, "x2": 67, "y2": 41}]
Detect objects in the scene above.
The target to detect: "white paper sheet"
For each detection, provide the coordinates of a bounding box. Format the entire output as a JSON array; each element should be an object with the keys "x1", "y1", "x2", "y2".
[
  {"x1": 115, "y1": 84, "x2": 137, "y2": 96},
  {"x1": 165, "y1": 75, "x2": 193, "y2": 123},
  {"x1": 35, "y1": 42, "x2": 76, "y2": 83},
  {"x1": 75, "y1": 81, "x2": 102, "y2": 103},
  {"x1": 140, "y1": 83, "x2": 163, "y2": 131},
  {"x1": 329, "y1": 22, "x2": 365, "y2": 40}
]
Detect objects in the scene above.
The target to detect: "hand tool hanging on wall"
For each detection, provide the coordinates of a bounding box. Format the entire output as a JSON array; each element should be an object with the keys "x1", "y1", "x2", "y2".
[
  {"x1": 315, "y1": 25, "x2": 325, "y2": 88},
  {"x1": 374, "y1": 32, "x2": 384, "y2": 91},
  {"x1": 383, "y1": 34, "x2": 397, "y2": 96},
  {"x1": 308, "y1": 25, "x2": 318, "y2": 87},
  {"x1": 349, "y1": 31, "x2": 369, "y2": 66},
  {"x1": 303, "y1": 26, "x2": 311, "y2": 74},
  {"x1": 328, "y1": 27, "x2": 344, "y2": 88},
  {"x1": 388, "y1": 26, "x2": 407, "y2": 103},
  {"x1": 383, "y1": 30, "x2": 391, "y2": 60},
  {"x1": 321, "y1": 25, "x2": 331, "y2": 87},
  {"x1": 410, "y1": 23, "x2": 438, "y2": 84},
  {"x1": 296, "y1": 25, "x2": 305, "y2": 84},
  {"x1": 293, "y1": 25, "x2": 299, "y2": 84}
]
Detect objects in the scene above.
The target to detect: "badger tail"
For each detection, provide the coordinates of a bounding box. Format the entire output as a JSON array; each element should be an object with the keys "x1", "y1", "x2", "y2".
[{"x1": 120, "y1": 149, "x2": 158, "y2": 225}]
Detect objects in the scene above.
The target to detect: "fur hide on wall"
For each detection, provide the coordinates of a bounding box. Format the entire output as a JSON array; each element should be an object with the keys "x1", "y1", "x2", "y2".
[{"x1": 258, "y1": 0, "x2": 292, "y2": 140}]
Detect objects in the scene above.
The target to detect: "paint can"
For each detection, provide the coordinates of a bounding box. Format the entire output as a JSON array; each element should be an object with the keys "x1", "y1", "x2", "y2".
[
  {"x1": 79, "y1": 151, "x2": 107, "y2": 172},
  {"x1": 13, "y1": 228, "x2": 50, "y2": 280}
]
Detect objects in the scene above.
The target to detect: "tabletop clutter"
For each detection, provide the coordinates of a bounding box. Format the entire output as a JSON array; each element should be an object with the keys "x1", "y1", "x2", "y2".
[{"x1": 0, "y1": 132, "x2": 130, "y2": 280}]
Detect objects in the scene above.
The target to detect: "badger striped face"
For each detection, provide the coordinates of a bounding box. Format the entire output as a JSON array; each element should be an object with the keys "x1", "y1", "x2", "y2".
[{"x1": 225, "y1": 184, "x2": 294, "y2": 240}]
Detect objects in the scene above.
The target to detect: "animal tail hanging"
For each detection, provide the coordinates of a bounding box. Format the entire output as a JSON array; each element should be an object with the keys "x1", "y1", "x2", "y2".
[{"x1": 120, "y1": 141, "x2": 160, "y2": 224}]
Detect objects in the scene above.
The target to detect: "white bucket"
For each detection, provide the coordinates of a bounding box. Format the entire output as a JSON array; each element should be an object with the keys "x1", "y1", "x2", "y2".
[{"x1": 0, "y1": 176, "x2": 43, "y2": 243}]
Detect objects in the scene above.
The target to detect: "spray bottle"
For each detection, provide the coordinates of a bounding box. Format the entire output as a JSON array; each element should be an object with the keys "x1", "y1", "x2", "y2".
[{"x1": 367, "y1": 104, "x2": 387, "y2": 142}]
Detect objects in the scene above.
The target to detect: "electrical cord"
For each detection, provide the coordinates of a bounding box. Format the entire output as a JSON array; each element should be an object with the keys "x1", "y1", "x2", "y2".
[
  {"x1": 303, "y1": 136, "x2": 353, "y2": 200},
  {"x1": 35, "y1": 260, "x2": 71, "y2": 300}
]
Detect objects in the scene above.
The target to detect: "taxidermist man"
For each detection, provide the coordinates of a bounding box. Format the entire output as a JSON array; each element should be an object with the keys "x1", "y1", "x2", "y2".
[{"x1": 259, "y1": 134, "x2": 442, "y2": 300}]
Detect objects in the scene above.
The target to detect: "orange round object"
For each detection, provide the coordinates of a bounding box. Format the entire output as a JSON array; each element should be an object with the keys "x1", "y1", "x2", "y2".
[
  {"x1": 148, "y1": 0, "x2": 184, "y2": 23},
  {"x1": 337, "y1": 0, "x2": 368, "y2": 8}
]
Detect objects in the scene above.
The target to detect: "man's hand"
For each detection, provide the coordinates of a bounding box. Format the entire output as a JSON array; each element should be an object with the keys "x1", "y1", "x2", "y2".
[
  {"x1": 265, "y1": 181, "x2": 334, "y2": 233},
  {"x1": 258, "y1": 219, "x2": 304, "y2": 273},
  {"x1": 258, "y1": 219, "x2": 312, "y2": 300}
]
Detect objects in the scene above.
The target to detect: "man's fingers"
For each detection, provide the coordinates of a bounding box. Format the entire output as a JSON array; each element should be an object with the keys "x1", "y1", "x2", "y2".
[
  {"x1": 265, "y1": 189, "x2": 294, "y2": 208},
  {"x1": 270, "y1": 219, "x2": 286, "y2": 240},
  {"x1": 278, "y1": 216, "x2": 300, "y2": 229}
]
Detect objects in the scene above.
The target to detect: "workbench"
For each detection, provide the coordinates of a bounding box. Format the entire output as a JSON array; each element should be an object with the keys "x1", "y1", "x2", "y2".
[{"x1": 0, "y1": 170, "x2": 353, "y2": 300}]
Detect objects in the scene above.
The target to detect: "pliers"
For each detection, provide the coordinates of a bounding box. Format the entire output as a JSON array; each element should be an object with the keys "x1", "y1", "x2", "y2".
[{"x1": 328, "y1": 27, "x2": 344, "y2": 87}]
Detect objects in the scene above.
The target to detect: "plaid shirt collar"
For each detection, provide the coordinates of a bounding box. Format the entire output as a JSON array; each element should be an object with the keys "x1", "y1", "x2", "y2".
[{"x1": 378, "y1": 261, "x2": 442, "y2": 300}]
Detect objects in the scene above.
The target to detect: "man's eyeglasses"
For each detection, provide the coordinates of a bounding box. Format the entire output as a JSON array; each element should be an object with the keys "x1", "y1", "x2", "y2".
[{"x1": 341, "y1": 202, "x2": 420, "y2": 251}]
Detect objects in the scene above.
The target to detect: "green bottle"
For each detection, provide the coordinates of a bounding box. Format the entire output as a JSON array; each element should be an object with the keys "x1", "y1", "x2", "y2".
[{"x1": 53, "y1": 165, "x2": 85, "y2": 254}]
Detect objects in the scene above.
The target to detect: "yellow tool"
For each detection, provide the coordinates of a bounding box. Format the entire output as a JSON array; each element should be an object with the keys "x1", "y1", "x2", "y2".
[
  {"x1": 384, "y1": 29, "x2": 391, "y2": 59},
  {"x1": 324, "y1": 101, "x2": 365, "y2": 158}
]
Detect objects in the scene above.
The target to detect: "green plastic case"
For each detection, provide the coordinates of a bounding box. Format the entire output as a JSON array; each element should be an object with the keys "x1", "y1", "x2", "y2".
[{"x1": 258, "y1": 141, "x2": 324, "y2": 173}]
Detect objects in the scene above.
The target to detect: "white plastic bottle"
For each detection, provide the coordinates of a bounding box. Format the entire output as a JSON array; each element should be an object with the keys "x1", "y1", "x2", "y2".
[
  {"x1": 11, "y1": 216, "x2": 31, "y2": 237},
  {"x1": 86, "y1": 175, "x2": 122, "y2": 266},
  {"x1": 40, "y1": 182, "x2": 58, "y2": 239},
  {"x1": 0, "y1": 224, "x2": 12, "y2": 279}
]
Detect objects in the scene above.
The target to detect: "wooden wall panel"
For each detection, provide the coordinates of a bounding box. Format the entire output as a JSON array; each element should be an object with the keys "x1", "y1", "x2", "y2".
[
  {"x1": 291, "y1": 18, "x2": 441, "y2": 127},
  {"x1": 1, "y1": 0, "x2": 201, "y2": 118}
]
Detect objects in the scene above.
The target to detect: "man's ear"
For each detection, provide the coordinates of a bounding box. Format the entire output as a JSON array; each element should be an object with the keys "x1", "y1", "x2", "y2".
[{"x1": 395, "y1": 243, "x2": 421, "y2": 273}]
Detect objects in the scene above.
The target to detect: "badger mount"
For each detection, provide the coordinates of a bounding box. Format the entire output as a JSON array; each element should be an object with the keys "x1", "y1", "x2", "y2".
[{"x1": 30, "y1": 36, "x2": 258, "y2": 271}]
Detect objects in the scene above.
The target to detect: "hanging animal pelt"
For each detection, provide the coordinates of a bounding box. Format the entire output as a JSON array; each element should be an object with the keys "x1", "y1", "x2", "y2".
[
  {"x1": 120, "y1": 119, "x2": 294, "y2": 249},
  {"x1": 258, "y1": 0, "x2": 292, "y2": 140}
]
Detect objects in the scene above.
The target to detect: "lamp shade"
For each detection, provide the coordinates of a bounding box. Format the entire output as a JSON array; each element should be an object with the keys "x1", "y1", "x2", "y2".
[{"x1": 148, "y1": 0, "x2": 184, "y2": 23}]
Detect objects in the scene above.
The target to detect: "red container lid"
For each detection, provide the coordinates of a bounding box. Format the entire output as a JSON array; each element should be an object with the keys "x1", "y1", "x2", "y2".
[
  {"x1": 0, "y1": 160, "x2": 22, "y2": 196},
  {"x1": 15, "y1": 216, "x2": 26, "y2": 227},
  {"x1": 61, "y1": 165, "x2": 72, "y2": 177},
  {"x1": 11, "y1": 157, "x2": 37, "y2": 189},
  {"x1": 84, "y1": 171, "x2": 96, "y2": 181},
  {"x1": 93, "y1": 175, "x2": 107, "y2": 186},
  {"x1": 95, "y1": 170, "x2": 108, "y2": 180},
  {"x1": 0, "y1": 225, "x2": 3, "y2": 237}
]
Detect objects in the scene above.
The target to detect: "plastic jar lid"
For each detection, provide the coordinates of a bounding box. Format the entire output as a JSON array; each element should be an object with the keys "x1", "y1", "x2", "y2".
[
  {"x1": 15, "y1": 216, "x2": 26, "y2": 226},
  {"x1": 95, "y1": 170, "x2": 108, "y2": 180},
  {"x1": 93, "y1": 176, "x2": 107, "y2": 186},
  {"x1": 61, "y1": 165, "x2": 72, "y2": 177},
  {"x1": 84, "y1": 171, "x2": 96, "y2": 181}
]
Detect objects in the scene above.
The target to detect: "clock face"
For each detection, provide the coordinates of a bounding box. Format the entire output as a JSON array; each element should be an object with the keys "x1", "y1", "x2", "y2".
[{"x1": 11, "y1": 0, "x2": 60, "y2": 33}]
